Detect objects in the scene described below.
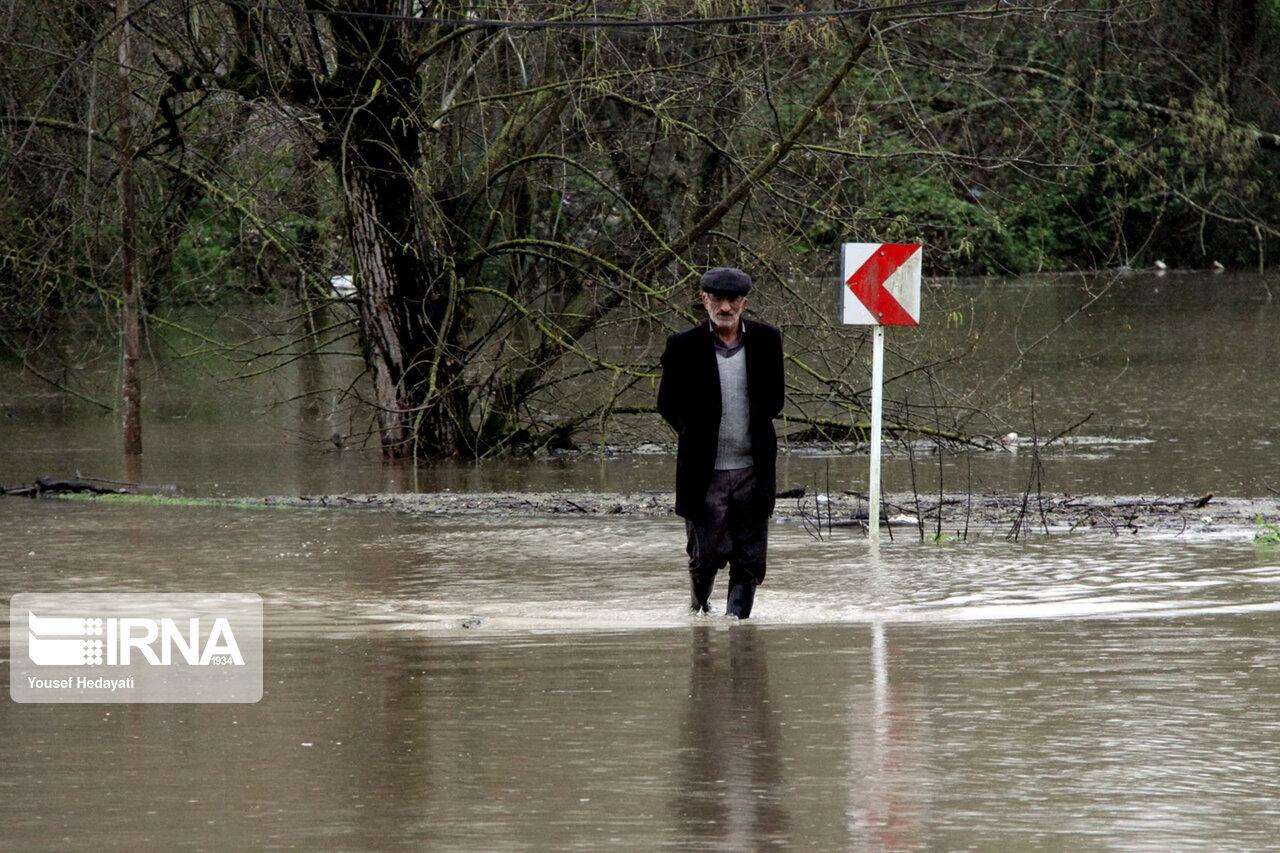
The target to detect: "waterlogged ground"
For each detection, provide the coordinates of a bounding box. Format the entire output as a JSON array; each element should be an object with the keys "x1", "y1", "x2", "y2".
[{"x1": 3, "y1": 500, "x2": 1280, "y2": 848}]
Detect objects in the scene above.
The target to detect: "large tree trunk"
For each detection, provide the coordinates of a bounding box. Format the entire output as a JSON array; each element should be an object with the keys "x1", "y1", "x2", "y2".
[
  {"x1": 346, "y1": 165, "x2": 467, "y2": 457},
  {"x1": 325, "y1": 2, "x2": 469, "y2": 458}
]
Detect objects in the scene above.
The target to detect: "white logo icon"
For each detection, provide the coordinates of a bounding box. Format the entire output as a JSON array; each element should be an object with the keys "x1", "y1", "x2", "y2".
[{"x1": 27, "y1": 613, "x2": 104, "y2": 666}]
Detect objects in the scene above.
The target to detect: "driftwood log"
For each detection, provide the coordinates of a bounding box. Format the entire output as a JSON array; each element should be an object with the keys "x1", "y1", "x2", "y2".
[{"x1": 1, "y1": 476, "x2": 128, "y2": 498}]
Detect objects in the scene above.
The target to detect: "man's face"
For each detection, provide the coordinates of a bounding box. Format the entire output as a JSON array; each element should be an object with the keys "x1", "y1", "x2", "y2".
[{"x1": 702, "y1": 291, "x2": 747, "y2": 332}]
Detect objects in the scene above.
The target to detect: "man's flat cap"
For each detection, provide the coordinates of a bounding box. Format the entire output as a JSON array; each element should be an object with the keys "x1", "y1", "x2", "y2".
[{"x1": 699, "y1": 267, "x2": 752, "y2": 297}]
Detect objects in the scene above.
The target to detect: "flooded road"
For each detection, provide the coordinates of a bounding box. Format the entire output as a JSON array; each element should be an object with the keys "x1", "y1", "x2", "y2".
[{"x1": 4, "y1": 501, "x2": 1280, "y2": 848}]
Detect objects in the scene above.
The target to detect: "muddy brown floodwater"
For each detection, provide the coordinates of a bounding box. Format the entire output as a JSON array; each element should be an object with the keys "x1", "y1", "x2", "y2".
[
  {"x1": 3, "y1": 501, "x2": 1280, "y2": 848},
  {"x1": 2, "y1": 272, "x2": 1279, "y2": 848}
]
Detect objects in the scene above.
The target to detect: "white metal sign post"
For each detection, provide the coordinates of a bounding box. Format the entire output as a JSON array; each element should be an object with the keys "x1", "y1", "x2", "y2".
[
  {"x1": 869, "y1": 325, "x2": 885, "y2": 543},
  {"x1": 840, "y1": 243, "x2": 923, "y2": 544}
]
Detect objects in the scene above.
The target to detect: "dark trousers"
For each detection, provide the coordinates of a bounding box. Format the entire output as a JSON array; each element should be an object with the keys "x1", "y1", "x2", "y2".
[{"x1": 685, "y1": 467, "x2": 768, "y2": 586}]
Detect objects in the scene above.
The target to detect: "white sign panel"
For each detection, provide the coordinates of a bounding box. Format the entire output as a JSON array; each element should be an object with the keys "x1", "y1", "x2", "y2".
[{"x1": 840, "y1": 243, "x2": 922, "y2": 326}]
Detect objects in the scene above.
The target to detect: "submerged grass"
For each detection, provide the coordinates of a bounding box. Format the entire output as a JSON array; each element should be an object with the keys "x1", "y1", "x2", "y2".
[
  {"x1": 51, "y1": 492, "x2": 287, "y2": 511},
  {"x1": 1254, "y1": 516, "x2": 1280, "y2": 545}
]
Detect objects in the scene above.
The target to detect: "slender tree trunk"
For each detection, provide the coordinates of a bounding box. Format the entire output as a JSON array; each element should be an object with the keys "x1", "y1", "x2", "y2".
[
  {"x1": 294, "y1": 150, "x2": 326, "y2": 421},
  {"x1": 116, "y1": 0, "x2": 141, "y2": 456}
]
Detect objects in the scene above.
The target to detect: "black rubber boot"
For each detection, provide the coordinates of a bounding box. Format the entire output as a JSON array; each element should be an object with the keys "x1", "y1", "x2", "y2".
[
  {"x1": 726, "y1": 581, "x2": 757, "y2": 619},
  {"x1": 689, "y1": 574, "x2": 716, "y2": 614}
]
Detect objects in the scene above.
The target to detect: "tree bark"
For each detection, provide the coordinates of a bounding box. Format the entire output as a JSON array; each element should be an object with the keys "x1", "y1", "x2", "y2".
[
  {"x1": 116, "y1": 0, "x2": 141, "y2": 456},
  {"x1": 345, "y1": 165, "x2": 466, "y2": 457},
  {"x1": 324, "y1": 2, "x2": 468, "y2": 457}
]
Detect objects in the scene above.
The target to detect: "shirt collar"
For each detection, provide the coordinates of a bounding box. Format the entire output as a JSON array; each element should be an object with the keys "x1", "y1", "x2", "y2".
[{"x1": 707, "y1": 319, "x2": 746, "y2": 342}]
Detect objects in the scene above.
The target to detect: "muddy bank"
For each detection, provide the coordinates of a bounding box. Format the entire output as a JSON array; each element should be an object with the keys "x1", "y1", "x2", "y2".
[
  {"x1": 8, "y1": 477, "x2": 1275, "y2": 536},
  {"x1": 256, "y1": 490, "x2": 1280, "y2": 537}
]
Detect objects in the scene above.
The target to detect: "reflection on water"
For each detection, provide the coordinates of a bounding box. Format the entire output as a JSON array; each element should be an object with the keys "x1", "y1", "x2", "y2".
[
  {"x1": 3, "y1": 502, "x2": 1280, "y2": 847},
  {"x1": 676, "y1": 627, "x2": 789, "y2": 846}
]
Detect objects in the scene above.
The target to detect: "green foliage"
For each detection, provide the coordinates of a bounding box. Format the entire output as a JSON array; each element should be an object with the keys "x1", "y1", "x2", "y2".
[
  {"x1": 174, "y1": 211, "x2": 238, "y2": 287},
  {"x1": 866, "y1": 171, "x2": 1081, "y2": 275},
  {"x1": 1254, "y1": 515, "x2": 1280, "y2": 545},
  {"x1": 1265, "y1": 0, "x2": 1280, "y2": 34}
]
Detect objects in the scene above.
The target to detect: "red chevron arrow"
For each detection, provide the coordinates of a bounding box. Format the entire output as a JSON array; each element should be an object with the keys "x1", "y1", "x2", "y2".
[{"x1": 845, "y1": 243, "x2": 920, "y2": 326}]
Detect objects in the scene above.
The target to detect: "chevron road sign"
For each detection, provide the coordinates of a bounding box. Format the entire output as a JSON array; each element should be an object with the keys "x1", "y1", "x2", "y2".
[
  {"x1": 841, "y1": 243, "x2": 922, "y2": 326},
  {"x1": 839, "y1": 242, "x2": 924, "y2": 546}
]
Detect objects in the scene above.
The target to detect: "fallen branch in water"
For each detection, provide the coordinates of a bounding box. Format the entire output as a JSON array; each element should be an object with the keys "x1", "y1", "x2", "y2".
[
  {"x1": 2, "y1": 476, "x2": 127, "y2": 497},
  {"x1": 781, "y1": 414, "x2": 985, "y2": 447},
  {"x1": 1113, "y1": 494, "x2": 1213, "y2": 509},
  {"x1": 2, "y1": 473, "x2": 180, "y2": 498}
]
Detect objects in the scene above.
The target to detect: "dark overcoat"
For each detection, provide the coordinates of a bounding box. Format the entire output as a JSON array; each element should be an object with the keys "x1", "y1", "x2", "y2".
[{"x1": 656, "y1": 318, "x2": 785, "y2": 520}]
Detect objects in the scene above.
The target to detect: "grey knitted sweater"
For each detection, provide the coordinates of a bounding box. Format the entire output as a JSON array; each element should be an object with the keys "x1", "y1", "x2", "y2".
[{"x1": 714, "y1": 333, "x2": 752, "y2": 470}]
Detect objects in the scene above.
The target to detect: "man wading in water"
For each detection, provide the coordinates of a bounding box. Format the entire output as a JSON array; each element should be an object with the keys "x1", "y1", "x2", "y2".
[{"x1": 657, "y1": 267, "x2": 785, "y2": 619}]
